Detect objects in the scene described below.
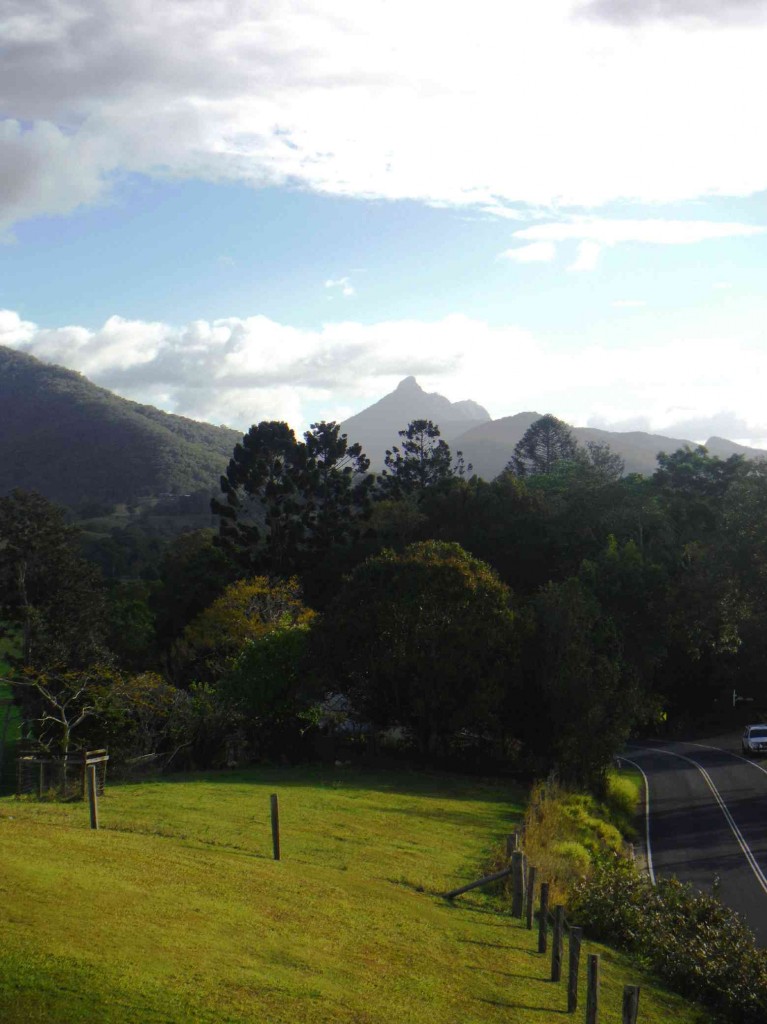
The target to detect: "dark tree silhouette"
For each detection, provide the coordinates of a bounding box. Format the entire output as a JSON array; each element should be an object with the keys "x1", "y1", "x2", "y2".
[
  {"x1": 212, "y1": 420, "x2": 372, "y2": 575},
  {"x1": 381, "y1": 420, "x2": 469, "y2": 498},
  {"x1": 508, "y1": 414, "x2": 580, "y2": 477}
]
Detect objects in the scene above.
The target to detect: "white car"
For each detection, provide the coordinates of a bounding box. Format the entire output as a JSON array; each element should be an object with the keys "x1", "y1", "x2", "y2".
[{"x1": 742, "y1": 724, "x2": 767, "y2": 756}]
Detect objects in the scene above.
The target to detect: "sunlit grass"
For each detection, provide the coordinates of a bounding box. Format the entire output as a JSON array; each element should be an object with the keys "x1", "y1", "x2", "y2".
[{"x1": 0, "y1": 766, "x2": 706, "y2": 1023}]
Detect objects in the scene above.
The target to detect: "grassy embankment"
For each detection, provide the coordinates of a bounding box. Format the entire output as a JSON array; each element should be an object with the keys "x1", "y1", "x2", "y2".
[{"x1": 0, "y1": 766, "x2": 705, "y2": 1023}]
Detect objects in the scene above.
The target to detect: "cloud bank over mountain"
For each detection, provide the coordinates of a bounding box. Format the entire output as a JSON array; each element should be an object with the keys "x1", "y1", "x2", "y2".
[{"x1": 3, "y1": 306, "x2": 767, "y2": 447}]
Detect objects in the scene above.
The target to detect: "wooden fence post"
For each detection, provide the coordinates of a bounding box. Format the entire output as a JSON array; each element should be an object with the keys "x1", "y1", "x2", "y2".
[
  {"x1": 270, "y1": 793, "x2": 280, "y2": 861},
  {"x1": 538, "y1": 881, "x2": 549, "y2": 954},
  {"x1": 511, "y1": 851, "x2": 525, "y2": 916},
  {"x1": 506, "y1": 832, "x2": 519, "y2": 857},
  {"x1": 567, "y1": 926, "x2": 582, "y2": 1012},
  {"x1": 87, "y1": 764, "x2": 99, "y2": 830},
  {"x1": 551, "y1": 905, "x2": 564, "y2": 982},
  {"x1": 586, "y1": 954, "x2": 600, "y2": 1024},
  {"x1": 622, "y1": 986, "x2": 640, "y2": 1024},
  {"x1": 525, "y1": 865, "x2": 537, "y2": 929},
  {"x1": 37, "y1": 761, "x2": 44, "y2": 799}
]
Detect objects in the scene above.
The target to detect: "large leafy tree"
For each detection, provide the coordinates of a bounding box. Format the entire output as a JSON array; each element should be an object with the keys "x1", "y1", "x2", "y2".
[
  {"x1": 172, "y1": 576, "x2": 315, "y2": 684},
  {"x1": 212, "y1": 420, "x2": 372, "y2": 576},
  {"x1": 508, "y1": 414, "x2": 581, "y2": 477},
  {"x1": 312, "y1": 540, "x2": 516, "y2": 756},
  {"x1": 520, "y1": 577, "x2": 638, "y2": 788}
]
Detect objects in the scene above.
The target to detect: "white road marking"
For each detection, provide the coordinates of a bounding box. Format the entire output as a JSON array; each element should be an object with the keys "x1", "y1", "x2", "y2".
[
  {"x1": 683, "y1": 741, "x2": 767, "y2": 778},
  {"x1": 636, "y1": 746, "x2": 767, "y2": 896},
  {"x1": 617, "y1": 756, "x2": 656, "y2": 886}
]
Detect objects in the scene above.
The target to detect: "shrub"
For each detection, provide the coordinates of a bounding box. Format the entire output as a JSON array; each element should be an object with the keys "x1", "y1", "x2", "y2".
[
  {"x1": 571, "y1": 855, "x2": 767, "y2": 1024},
  {"x1": 522, "y1": 779, "x2": 625, "y2": 902},
  {"x1": 550, "y1": 840, "x2": 591, "y2": 877}
]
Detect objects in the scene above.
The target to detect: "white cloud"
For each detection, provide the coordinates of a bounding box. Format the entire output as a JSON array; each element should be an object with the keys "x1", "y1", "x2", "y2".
[
  {"x1": 578, "y1": 0, "x2": 767, "y2": 27},
  {"x1": 568, "y1": 240, "x2": 602, "y2": 272},
  {"x1": 4, "y1": 2, "x2": 767, "y2": 229},
  {"x1": 4, "y1": 306, "x2": 767, "y2": 448},
  {"x1": 513, "y1": 219, "x2": 767, "y2": 246},
  {"x1": 325, "y1": 276, "x2": 356, "y2": 297},
  {"x1": 500, "y1": 218, "x2": 766, "y2": 269},
  {"x1": 498, "y1": 242, "x2": 557, "y2": 263}
]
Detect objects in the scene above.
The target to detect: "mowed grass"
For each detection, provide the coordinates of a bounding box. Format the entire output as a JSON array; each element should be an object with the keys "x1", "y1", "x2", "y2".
[{"x1": 0, "y1": 767, "x2": 706, "y2": 1023}]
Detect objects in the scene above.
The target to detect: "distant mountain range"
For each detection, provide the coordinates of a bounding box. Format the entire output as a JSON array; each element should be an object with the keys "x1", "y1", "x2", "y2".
[
  {"x1": 340, "y1": 375, "x2": 491, "y2": 468},
  {"x1": 0, "y1": 346, "x2": 241, "y2": 507},
  {"x1": 341, "y1": 377, "x2": 767, "y2": 478},
  {"x1": 2, "y1": 348, "x2": 764, "y2": 510}
]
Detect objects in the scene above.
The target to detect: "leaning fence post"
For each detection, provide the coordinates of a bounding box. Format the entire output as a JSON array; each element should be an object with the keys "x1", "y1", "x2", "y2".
[
  {"x1": 270, "y1": 793, "x2": 280, "y2": 861},
  {"x1": 87, "y1": 764, "x2": 99, "y2": 830},
  {"x1": 538, "y1": 881, "x2": 549, "y2": 954},
  {"x1": 586, "y1": 954, "x2": 600, "y2": 1024},
  {"x1": 622, "y1": 986, "x2": 640, "y2": 1024},
  {"x1": 506, "y1": 832, "x2": 519, "y2": 857},
  {"x1": 525, "y1": 865, "x2": 537, "y2": 929},
  {"x1": 511, "y1": 851, "x2": 525, "y2": 916},
  {"x1": 567, "y1": 926, "x2": 582, "y2": 1012}
]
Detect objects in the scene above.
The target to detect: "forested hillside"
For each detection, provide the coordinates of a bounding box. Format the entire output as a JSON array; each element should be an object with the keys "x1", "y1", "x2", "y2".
[{"x1": 0, "y1": 346, "x2": 241, "y2": 507}]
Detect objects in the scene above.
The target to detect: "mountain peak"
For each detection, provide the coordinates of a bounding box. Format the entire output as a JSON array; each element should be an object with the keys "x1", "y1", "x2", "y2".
[{"x1": 396, "y1": 375, "x2": 421, "y2": 392}]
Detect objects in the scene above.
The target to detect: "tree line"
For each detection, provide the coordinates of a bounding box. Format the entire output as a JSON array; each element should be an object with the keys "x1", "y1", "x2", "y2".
[{"x1": 2, "y1": 412, "x2": 766, "y2": 788}]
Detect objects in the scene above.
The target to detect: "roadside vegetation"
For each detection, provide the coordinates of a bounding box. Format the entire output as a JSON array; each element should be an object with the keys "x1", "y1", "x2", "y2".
[{"x1": 517, "y1": 768, "x2": 767, "y2": 1024}]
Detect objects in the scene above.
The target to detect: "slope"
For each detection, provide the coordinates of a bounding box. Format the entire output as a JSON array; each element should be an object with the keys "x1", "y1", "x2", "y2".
[
  {"x1": 0, "y1": 767, "x2": 704, "y2": 1024},
  {"x1": 0, "y1": 346, "x2": 242, "y2": 507}
]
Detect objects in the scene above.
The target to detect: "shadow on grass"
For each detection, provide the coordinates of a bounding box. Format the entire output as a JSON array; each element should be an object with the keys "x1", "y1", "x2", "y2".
[
  {"x1": 459, "y1": 937, "x2": 540, "y2": 956},
  {"x1": 128, "y1": 764, "x2": 525, "y2": 807},
  {"x1": 478, "y1": 998, "x2": 568, "y2": 1013}
]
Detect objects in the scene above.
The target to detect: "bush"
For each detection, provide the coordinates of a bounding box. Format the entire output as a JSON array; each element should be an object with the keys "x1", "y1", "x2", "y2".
[
  {"x1": 550, "y1": 840, "x2": 591, "y2": 877},
  {"x1": 571, "y1": 855, "x2": 767, "y2": 1023},
  {"x1": 522, "y1": 779, "x2": 625, "y2": 902}
]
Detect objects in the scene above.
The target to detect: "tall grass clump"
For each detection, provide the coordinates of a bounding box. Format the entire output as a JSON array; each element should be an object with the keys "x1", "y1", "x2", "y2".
[
  {"x1": 520, "y1": 777, "x2": 627, "y2": 903},
  {"x1": 571, "y1": 855, "x2": 767, "y2": 1024}
]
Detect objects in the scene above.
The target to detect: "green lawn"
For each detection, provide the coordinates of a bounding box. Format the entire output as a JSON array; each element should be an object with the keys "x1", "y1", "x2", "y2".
[{"x1": 0, "y1": 766, "x2": 706, "y2": 1023}]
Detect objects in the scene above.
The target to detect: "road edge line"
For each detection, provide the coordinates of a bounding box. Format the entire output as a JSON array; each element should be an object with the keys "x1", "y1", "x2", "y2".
[
  {"x1": 618, "y1": 756, "x2": 656, "y2": 886},
  {"x1": 638, "y1": 746, "x2": 767, "y2": 896}
]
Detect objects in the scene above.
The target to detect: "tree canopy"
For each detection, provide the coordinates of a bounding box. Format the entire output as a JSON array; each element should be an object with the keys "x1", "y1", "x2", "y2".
[
  {"x1": 508, "y1": 414, "x2": 581, "y2": 477},
  {"x1": 212, "y1": 420, "x2": 372, "y2": 576},
  {"x1": 312, "y1": 540, "x2": 516, "y2": 756},
  {"x1": 380, "y1": 420, "x2": 468, "y2": 498}
]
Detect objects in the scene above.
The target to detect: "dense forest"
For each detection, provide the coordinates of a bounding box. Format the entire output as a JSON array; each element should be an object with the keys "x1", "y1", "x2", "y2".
[
  {"x1": 0, "y1": 345, "x2": 240, "y2": 506},
  {"x1": 2, "y1": 411, "x2": 766, "y2": 789}
]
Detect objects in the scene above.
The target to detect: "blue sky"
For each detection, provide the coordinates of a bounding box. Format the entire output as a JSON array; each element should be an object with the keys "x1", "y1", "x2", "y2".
[{"x1": 2, "y1": 0, "x2": 767, "y2": 442}]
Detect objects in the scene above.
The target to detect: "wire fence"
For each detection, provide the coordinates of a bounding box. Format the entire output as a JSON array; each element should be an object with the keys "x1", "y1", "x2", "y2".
[{"x1": 15, "y1": 747, "x2": 109, "y2": 800}]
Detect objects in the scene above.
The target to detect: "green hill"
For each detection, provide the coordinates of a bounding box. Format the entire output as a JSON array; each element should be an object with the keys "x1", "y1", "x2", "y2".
[{"x1": 0, "y1": 346, "x2": 242, "y2": 507}]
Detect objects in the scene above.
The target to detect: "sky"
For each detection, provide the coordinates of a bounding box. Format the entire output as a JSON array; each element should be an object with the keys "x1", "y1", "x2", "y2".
[{"x1": 2, "y1": 0, "x2": 767, "y2": 444}]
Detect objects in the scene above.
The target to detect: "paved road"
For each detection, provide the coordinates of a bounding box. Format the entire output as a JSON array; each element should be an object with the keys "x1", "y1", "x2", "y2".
[{"x1": 624, "y1": 736, "x2": 767, "y2": 944}]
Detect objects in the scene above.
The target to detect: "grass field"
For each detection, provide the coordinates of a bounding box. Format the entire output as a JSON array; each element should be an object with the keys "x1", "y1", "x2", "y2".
[{"x1": 0, "y1": 766, "x2": 706, "y2": 1023}]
